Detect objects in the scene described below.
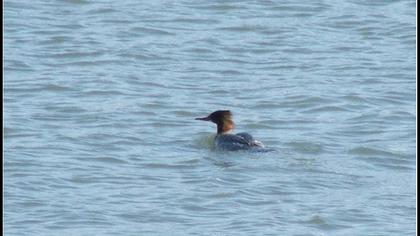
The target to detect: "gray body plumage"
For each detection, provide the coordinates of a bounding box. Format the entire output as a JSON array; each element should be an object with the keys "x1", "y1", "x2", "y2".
[{"x1": 215, "y1": 132, "x2": 265, "y2": 151}]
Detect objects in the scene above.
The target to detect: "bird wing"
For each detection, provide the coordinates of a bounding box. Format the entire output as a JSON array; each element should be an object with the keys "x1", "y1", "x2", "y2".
[
  {"x1": 236, "y1": 132, "x2": 265, "y2": 148},
  {"x1": 215, "y1": 134, "x2": 251, "y2": 151}
]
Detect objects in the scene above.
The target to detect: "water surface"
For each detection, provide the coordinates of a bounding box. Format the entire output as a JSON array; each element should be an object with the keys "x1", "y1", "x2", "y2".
[{"x1": 4, "y1": 0, "x2": 416, "y2": 235}]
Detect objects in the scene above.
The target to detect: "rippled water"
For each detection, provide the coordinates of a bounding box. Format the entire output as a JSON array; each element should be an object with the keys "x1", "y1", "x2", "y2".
[{"x1": 4, "y1": 0, "x2": 416, "y2": 235}]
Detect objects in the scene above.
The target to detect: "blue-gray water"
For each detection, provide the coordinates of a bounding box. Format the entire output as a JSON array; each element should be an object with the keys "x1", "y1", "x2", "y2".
[{"x1": 4, "y1": 0, "x2": 416, "y2": 235}]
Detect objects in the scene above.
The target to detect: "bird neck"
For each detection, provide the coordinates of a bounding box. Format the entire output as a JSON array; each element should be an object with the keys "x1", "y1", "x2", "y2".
[{"x1": 217, "y1": 119, "x2": 234, "y2": 134}]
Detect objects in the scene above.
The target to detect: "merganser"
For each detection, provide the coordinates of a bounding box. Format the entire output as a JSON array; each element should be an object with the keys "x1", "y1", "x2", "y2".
[{"x1": 195, "y1": 110, "x2": 266, "y2": 151}]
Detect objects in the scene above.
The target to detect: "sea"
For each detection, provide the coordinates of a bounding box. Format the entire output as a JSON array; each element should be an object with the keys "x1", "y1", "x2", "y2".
[{"x1": 4, "y1": 0, "x2": 416, "y2": 235}]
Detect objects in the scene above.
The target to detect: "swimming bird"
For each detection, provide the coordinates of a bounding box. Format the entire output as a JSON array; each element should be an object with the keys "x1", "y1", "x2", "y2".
[{"x1": 195, "y1": 110, "x2": 266, "y2": 151}]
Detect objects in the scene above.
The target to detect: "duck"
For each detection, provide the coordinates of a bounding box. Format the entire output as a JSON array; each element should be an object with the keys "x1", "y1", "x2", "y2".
[{"x1": 195, "y1": 110, "x2": 267, "y2": 151}]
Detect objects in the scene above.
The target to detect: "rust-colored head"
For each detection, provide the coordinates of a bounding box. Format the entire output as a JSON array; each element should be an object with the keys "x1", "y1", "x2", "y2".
[{"x1": 195, "y1": 110, "x2": 234, "y2": 134}]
